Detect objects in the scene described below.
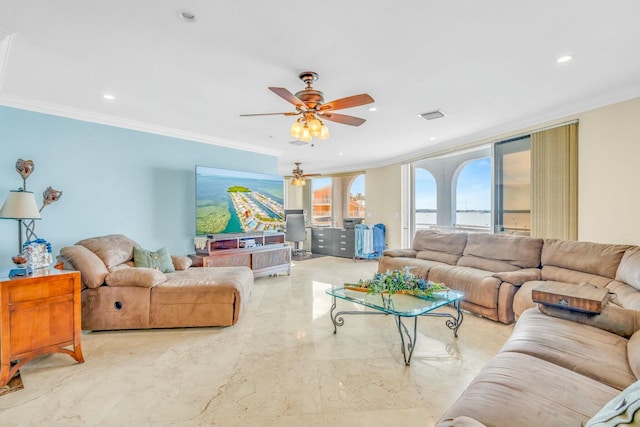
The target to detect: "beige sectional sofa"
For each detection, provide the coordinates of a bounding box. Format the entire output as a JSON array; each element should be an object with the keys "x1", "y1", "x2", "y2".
[
  {"x1": 381, "y1": 229, "x2": 640, "y2": 425},
  {"x1": 437, "y1": 305, "x2": 640, "y2": 426},
  {"x1": 57, "y1": 234, "x2": 254, "y2": 330},
  {"x1": 379, "y1": 230, "x2": 640, "y2": 323}
]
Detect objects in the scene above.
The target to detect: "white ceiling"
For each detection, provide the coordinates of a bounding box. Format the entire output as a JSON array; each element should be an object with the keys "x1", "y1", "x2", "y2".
[{"x1": 1, "y1": 1, "x2": 639, "y2": 176}]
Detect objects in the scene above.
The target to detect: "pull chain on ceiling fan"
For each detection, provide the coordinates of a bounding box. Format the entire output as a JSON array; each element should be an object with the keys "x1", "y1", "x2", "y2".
[{"x1": 240, "y1": 71, "x2": 374, "y2": 143}]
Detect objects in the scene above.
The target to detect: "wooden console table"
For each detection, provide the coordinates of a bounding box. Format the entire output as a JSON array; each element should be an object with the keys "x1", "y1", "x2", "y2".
[
  {"x1": 190, "y1": 232, "x2": 291, "y2": 278},
  {"x1": 0, "y1": 268, "x2": 84, "y2": 387}
]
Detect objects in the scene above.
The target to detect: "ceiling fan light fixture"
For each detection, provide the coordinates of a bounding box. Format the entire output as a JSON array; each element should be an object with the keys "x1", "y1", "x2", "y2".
[
  {"x1": 308, "y1": 117, "x2": 322, "y2": 136},
  {"x1": 291, "y1": 177, "x2": 306, "y2": 186},
  {"x1": 300, "y1": 126, "x2": 312, "y2": 142},
  {"x1": 319, "y1": 124, "x2": 330, "y2": 140},
  {"x1": 290, "y1": 120, "x2": 304, "y2": 138}
]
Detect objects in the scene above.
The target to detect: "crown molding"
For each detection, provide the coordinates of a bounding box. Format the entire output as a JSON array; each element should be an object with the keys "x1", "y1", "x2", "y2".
[
  {"x1": 0, "y1": 32, "x2": 14, "y2": 92},
  {"x1": 0, "y1": 94, "x2": 283, "y2": 157}
]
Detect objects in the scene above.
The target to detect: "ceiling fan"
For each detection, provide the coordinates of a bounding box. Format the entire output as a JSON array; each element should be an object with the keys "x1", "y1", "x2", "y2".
[
  {"x1": 240, "y1": 71, "x2": 374, "y2": 142},
  {"x1": 286, "y1": 162, "x2": 320, "y2": 186}
]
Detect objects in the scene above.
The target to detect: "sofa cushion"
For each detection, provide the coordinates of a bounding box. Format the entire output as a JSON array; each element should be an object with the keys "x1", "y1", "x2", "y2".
[
  {"x1": 428, "y1": 265, "x2": 501, "y2": 309},
  {"x1": 105, "y1": 267, "x2": 167, "y2": 288},
  {"x1": 457, "y1": 255, "x2": 520, "y2": 272},
  {"x1": 541, "y1": 239, "x2": 631, "y2": 279},
  {"x1": 540, "y1": 265, "x2": 613, "y2": 287},
  {"x1": 382, "y1": 248, "x2": 417, "y2": 258},
  {"x1": 538, "y1": 304, "x2": 640, "y2": 339},
  {"x1": 460, "y1": 233, "x2": 543, "y2": 269},
  {"x1": 585, "y1": 380, "x2": 640, "y2": 427},
  {"x1": 171, "y1": 255, "x2": 193, "y2": 271},
  {"x1": 76, "y1": 234, "x2": 139, "y2": 269},
  {"x1": 607, "y1": 280, "x2": 640, "y2": 311},
  {"x1": 133, "y1": 246, "x2": 175, "y2": 273},
  {"x1": 512, "y1": 280, "x2": 544, "y2": 317},
  {"x1": 492, "y1": 268, "x2": 541, "y2": 286},
  {"x1": 59, "y1": 245, "x2": 109, "y2": 289},
  {"x1": 616, "y1": 247, "x2": 640, "y2": 291},
  {"x1": 416, "y1": 249, "x2": 460, "y2": 265},
  {"x1": 150, "y1": 267, "x2": 254, "y2": 327},
  {"x1": 502, "y1": 308, "x2": 636, "y2": 391},
  {"x1": 377, "y1": 256, "x2": 443, "y2": 279},
  {"x1": 437, "y1": 352, "x2": 620, "y2": 427},
  {"x1": 411, "y1": 230, "x2": 467, "y2": 259}
]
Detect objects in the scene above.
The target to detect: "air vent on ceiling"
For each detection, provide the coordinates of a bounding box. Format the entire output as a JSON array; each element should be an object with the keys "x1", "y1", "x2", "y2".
[{"x1": 419, "y1": 110, "x2": 446, "y2": 121}]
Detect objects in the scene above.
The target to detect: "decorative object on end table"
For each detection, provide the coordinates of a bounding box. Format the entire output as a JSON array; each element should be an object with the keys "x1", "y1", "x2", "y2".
[
  {"x1": 346, "y1": 266, "x2": 449, "y2": 297},
  {"x1": 22, "y1": 238, "x2": 53, "y2": 269},
  {"x1": 0, "y1": 158, "x2": 62, "y2": 253},
  {"x1": 9, "y1": 253, "x2": 32, "y2": 277}
]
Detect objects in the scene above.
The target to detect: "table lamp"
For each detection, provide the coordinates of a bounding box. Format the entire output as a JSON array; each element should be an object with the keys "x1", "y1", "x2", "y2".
[{"x1": 0, "y1": 190, "x2": 42, "y2": 253}]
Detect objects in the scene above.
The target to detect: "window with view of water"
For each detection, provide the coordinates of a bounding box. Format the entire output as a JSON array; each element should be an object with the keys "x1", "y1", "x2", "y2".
[
  {"x1": 311, "y1": 177, "x2": 332, "y2": 226},
  {"x1": 494, "y1": 137, "x2": 531, "y2": 235},
  {"x1": 415, "y1": 167, "x2": 437, "y2": 229},
  {"x1": 348, "y1": 175, "x2": 365, "y2": 218},
  {"x1": 455, "y1": 158, "x2": 491, "y2": 228}
]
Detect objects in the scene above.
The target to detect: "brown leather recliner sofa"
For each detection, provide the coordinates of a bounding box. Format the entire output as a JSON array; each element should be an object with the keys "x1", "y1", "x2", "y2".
[
  {"x1": 437, "y1": 305, "x2": 640, "y2": 426},
  {"x1": 379, "y1": 230, "x2": 640, "y2": 323},
  {"x1": 380, "y1": 230, "x2": 640, "y2": 426},
  {"x1": 57, "y1": 234, "x2": 254, "y2": 330}
]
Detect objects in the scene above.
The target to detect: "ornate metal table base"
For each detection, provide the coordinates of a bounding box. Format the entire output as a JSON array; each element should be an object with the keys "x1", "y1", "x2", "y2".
[{"x1": 329, "y1": 296, "x2": 463, "y2": 366}]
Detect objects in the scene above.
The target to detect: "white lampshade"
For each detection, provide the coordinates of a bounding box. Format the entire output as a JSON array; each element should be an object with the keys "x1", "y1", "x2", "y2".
[{"x1": 0, "y1": 190, "x2": 42, "y2": 220}]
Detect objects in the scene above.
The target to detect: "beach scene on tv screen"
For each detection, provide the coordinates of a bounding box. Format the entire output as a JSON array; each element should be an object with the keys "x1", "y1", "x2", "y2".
[{"x1": 196, "y1": 167, "x2": 284, "y2": 235}]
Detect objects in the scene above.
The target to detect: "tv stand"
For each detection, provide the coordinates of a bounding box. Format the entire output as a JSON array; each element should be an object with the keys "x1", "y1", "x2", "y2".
[{"x1": 190, "y1": 232, "x2": 291, "y2": 278}]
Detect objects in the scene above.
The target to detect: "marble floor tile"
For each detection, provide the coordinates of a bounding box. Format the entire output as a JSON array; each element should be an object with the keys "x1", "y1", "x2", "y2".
[{"x1": 0, "y1": 256, "x2": 513, "y2": 426}]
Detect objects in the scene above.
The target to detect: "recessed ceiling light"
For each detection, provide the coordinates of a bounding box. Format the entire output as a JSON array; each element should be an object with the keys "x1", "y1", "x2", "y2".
[
  {"x1": 178, "y1": 10, "x2": 197, "y2": 22},
  {"x1": 369, "y1": 107, "x2": 377, "y2": 112},
  {"x1": 429, "y1": 137, "x2": 436, "y2": 141},
  {"x1": 557, "y1": 55, "x2": 573, "y2": 63},
  {"x1": 338, "y1": 152, "x2": 344, "y2": 156},
  {"x1": 103, "y1": 94, "x2": 115, "y2": 100}
]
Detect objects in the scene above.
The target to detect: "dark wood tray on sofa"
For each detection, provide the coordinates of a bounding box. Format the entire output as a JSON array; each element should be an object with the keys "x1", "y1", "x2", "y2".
[{"x1": 532, "y1": 282, "x2": 610, "y2": 314}]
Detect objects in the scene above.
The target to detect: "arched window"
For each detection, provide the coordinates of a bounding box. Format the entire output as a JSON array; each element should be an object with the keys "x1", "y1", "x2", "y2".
[
  {"x1": 415, "y1": 167, "x2": 437, "y2": 229},
  {"x1": 348, "y1": 174, "x2": 365, "y2": 218},
  {"x1": 455, "y1": 158, "x2": 491, "y2": 228}
]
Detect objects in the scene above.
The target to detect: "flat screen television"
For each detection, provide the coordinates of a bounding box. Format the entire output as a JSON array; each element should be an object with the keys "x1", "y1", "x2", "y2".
[{"x1": 196, "y1": 165, "x2": 284, "y2": 235}]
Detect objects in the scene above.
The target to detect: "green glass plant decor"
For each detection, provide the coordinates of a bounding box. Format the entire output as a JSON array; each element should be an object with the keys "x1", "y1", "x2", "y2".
[{"x1": 345, "y1": 266, "x2": 449, "y2": 297}]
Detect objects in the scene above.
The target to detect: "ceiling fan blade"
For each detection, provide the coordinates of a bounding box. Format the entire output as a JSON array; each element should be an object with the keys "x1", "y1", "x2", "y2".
[
  {"x1": 303, "y1": 174, "x2": 322, "y2": 178},
  {"x1": 319, "y1": 112, "x2": 366, "y2": 126},
  {"x1": 319, "y1": 94, "x2": 374, "y2": 111},
  {"x1": 269, "y1": 87, "x2": 309, "y2": 110},
  {"x1": 239, "y1": 112, "x2": 299, "y2": 117}
]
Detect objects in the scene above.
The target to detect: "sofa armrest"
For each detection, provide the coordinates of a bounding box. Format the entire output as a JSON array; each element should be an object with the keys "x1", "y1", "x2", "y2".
[
  {"x1": 171, "y1": 255, "x2": 193, "y2": 271},
  {"x1": 492, "y1": 268, "x2": 541, "y2": 286},
  {"x1": 538, "y1": 304, "x2": 640, "y2": 338},
  {"x1": 105, "y1": 267, "x2": 167, "y2": 288},
  {"x1": 381, "y1": 248, "x2": 417, "y2": 258}
]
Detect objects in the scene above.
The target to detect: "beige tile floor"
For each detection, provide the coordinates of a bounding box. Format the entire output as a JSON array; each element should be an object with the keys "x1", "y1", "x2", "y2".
[{"x1": 0, "y1": 256, "x2": 514, "y2": 427}]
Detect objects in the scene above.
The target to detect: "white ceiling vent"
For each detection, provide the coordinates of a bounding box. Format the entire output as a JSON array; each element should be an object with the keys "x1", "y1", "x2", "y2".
[
  {"x1": 419, "y1": 110, "x2": 446, "y2": 120},
  {"x1": 288, "y1": 140, "x2": 308, "y2": 146}
]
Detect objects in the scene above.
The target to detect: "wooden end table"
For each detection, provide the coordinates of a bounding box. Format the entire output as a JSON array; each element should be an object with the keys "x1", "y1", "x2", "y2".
[{"x1": 1, "y1": 268, "x2": 84, "y2": 387}]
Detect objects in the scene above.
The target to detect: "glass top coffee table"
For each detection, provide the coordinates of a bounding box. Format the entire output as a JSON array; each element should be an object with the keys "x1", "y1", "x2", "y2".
[{"x1": 325, "y1": 287, "x2": 464, "y2": 365}]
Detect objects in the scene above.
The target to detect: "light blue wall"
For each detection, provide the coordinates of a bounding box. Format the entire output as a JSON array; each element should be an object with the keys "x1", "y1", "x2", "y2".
[{"x1": 0, "y1": 106, "x2": 278, "y2": 263}]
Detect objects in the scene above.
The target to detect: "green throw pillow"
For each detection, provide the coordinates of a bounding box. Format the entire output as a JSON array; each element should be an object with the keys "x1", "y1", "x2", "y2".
[{"x1": 133, "y1": 247, "x2": 175, "y2": 273}]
